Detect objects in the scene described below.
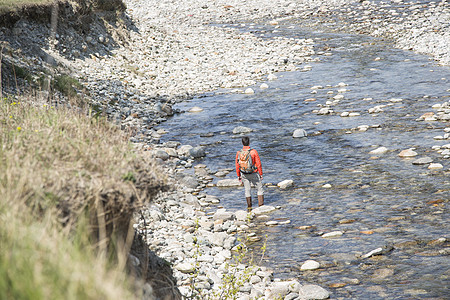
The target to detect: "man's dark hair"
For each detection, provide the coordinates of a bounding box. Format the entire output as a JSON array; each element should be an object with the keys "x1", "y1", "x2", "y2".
[{"x1": 242, "y1": 136, "x2": 250, "y2": 146}]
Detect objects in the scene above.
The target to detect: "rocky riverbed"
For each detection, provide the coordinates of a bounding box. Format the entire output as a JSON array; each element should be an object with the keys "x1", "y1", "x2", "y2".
[{"x1": 1, "y1": 0, "x2": 449, "y2": 299}]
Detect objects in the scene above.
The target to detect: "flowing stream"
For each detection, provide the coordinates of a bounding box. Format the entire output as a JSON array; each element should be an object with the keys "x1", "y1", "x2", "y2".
[{"x1": 159, "y1": 23, "x2": 449, "y2": 299}]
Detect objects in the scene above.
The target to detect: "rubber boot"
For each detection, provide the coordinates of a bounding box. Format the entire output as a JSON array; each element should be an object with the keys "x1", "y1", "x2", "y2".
[
  {"x1": 246, "y1": 197, "x2": 252, "y2": 211},
  {"x1": 258, "y1": 195, "x2": 264, "y2": 206}
]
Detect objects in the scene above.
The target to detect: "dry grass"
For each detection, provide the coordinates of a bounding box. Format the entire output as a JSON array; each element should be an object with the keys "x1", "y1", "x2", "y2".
[
  {"x1": 0, "y1": 0, "x2": 54, "y2": 12},
  {"x1": 0, "y1": 95, "x2": 167, "y2": 299}
]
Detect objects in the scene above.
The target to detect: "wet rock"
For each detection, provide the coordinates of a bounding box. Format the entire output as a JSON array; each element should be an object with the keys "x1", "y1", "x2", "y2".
[
  {"x1": 189, "y1": 106, "x2": 203, "y2": 113},
  {"x1": 301, "y1": 260, "x2": 320, "y2": 271},
  {"x1": 322, "y1": 231, "x2": 343, "y2": 238},
  {"x1": 252, "y1": 205, "x2": 276, "y2": 215},
  {"x1": 293, "y1": 128, "x2": 308, "y2": 138},
  {"x1": 412, "y1": 157, "x2": 433, "y2": 165},
  {"x1": 277, "y1": 179, "x2": 293, "y2": 189},
  {"x1": 428, "y1": 163, "x2": 443, "y2": 170},
  {"x1": 265, "y1": 220, "x2": 278, "y2": 226},
  {"x1": 189, "y1": 146, "x2": 206, "y2": 158},
  {"x1": 399, "y1": 148, "x2": 418, "y2": 157},
  {"x1": 372, "y1": 268, "x2": 394, "y2": 280},
  {"x1": 361, "y1": 247, "x2": 383, "y2": 259},
  {"x1": 233, "y1": 126, "x2": 253, "y2": 134}
]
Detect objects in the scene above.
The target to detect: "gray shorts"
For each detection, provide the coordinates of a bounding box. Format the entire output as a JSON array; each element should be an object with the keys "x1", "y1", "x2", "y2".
[{"x1": 241, "y1": 172, "x2": 264, "y2": 197}]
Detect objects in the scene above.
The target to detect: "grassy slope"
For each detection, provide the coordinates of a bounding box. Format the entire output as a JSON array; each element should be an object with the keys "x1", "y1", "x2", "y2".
[
  {"x1": 0, "y1": 96, "x2": 165, "y2": 300},
  {"x1": 0, "y1": 0, "x2": 54, "y2": 13}
]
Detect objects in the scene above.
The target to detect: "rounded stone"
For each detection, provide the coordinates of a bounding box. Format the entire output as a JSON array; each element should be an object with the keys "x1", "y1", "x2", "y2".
[
  {"x1": 293, "y1": 129, "x2": 308, "y2": 138},
  {"x1": 301, "y1": 260, "x2": 320, "y2": 271}
]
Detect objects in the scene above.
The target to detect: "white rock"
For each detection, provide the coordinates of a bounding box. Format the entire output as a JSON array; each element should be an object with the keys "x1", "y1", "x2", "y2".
[
  {"x1": 260, "y1": 83, "x2": 269, "y2": 89},
  {"x1": 233, "y1": 126, "x2": 253, "y2": 134},
  {"x1": 298, "y1": 284, "x2": 330, "y2": 299},
  {"x1": 235, "y1": 210, "x2": 249, "y2": 222},
  {"x1": 252, "y1": 205, "x2": 276, "y2": 215},
  {"x1": 265, "y1": 221, "x2": 278, "y2": 226},
  {"x1": 322, "y1": 183, "x2": 332, "y2": 188},
  {"x1": 428, "y1": 163, "x2": 443, "y2": 170},
  {"x1": 174, "y1": 262, "x2": 195, "y2": 274},
  {"x1": 361, "y1": 247, "x2": 383, "y2": 259},
  {"x1": 293, "y1": 129, "x2": 307, "y2": 138},
  {"x1": 277, "y1": 179, "x2": 294, "y2": 189},
  {"x1": 301, "y1": 260, "x2": 320, "y2": 271},
  {"x1": 244, "y1": 88, "x2": 255, "y2": 94},
  {"x1": 370, "y1": 147, "x2": 388, "y2": 155},
  {"x1": 399, "y1": 149, "x2": 418, "y2": 157},
  {"x1": 322, "y1": 231, "x2": 343, "y2": 238},
  {"x1": 267, "y1": 74, "x2": 277, "y2": 81},
  {"x1": 189, "y1": 106, "x2": 203, "y2": 113},
  {"x1": 358, "y1": 125, "x2": 370, "y2": 132}
]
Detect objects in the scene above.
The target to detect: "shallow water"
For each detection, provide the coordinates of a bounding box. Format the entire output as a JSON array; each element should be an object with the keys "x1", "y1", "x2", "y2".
[{"x1": 159, "y1": 24, "x2": 449, "y2": 299}]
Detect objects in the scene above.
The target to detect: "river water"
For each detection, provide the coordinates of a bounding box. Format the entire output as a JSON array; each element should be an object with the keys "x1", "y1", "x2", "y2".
[{"x1": 159, "y1": 23, "x2": 449, "y2": 299}]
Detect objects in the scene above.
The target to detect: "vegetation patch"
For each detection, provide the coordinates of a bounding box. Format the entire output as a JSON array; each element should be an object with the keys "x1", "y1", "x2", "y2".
[{"x1": 0, "y1": 96, "x2": 167, "y2": 299}]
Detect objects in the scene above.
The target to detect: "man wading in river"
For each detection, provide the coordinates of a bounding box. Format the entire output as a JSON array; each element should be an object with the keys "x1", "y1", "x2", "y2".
[{"x1": 235, "y1": 136, "x2": 264, "y2": 210}]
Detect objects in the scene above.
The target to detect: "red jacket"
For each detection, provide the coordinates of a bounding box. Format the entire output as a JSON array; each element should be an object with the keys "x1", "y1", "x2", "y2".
[{"x1": 235, "y1": 146, "x2": 263, "y2": 177}]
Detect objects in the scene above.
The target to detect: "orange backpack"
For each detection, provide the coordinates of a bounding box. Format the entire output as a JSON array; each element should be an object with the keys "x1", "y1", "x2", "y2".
[{"x1": 238, "y1": 148, "x2": 256, "y2": 174}]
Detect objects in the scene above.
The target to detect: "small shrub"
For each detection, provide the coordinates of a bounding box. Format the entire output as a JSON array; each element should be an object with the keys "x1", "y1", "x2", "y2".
[{"x1": 53, "y1": 74, "x2": 83, "y2": 98}]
